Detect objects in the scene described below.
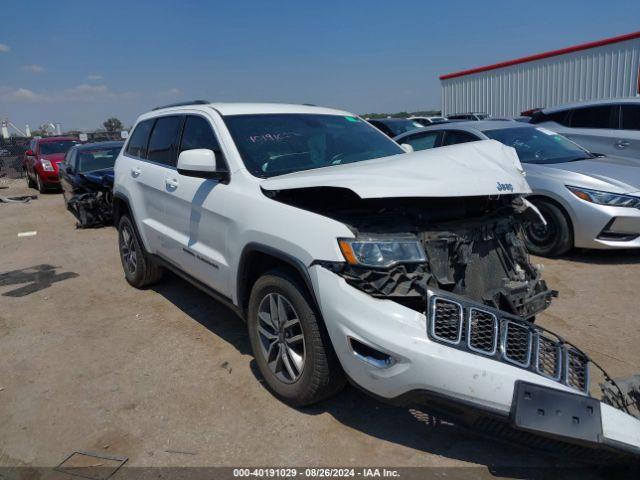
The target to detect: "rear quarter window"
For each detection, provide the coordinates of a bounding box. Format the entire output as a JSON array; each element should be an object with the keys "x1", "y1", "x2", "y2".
[{"x1": 126, "y1": 119, "x2": 154, "y2": 158}]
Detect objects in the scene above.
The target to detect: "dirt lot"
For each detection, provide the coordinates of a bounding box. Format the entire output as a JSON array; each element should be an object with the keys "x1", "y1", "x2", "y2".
[{"x1": 1, "y1": 177, "x2": 639, "y2": 478}]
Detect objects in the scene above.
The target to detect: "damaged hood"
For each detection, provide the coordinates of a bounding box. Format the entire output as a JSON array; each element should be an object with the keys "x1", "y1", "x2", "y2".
[
  {"x1": 81, "y1": 168, "x2": 114, "y2": 188},
  {"x1": 261, "y1": 140, "x2": 530, "y2": 198}
]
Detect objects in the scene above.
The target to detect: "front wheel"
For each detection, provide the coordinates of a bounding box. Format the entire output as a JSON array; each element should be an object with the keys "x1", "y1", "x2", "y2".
[
  {"x1": 523, "y1": 200, "x2": 573, "y2": 257},
  {"x1": 117, "y1": 215, "x2": 163, "y2": 288},
  {"x1": 247, "y1": 269, "x2": 345, "y2": 406}
]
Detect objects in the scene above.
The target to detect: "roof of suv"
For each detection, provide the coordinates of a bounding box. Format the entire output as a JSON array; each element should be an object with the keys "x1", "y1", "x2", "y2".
[
  {"x1": 542, "y1": 97, "x2": 640, "y2": 113},
  {"x1": 394, "y1": 120, "x2": 534, "y2": 140},
  {"x1": 145, "y1": 102, "x2": 353, "y2": 117}
]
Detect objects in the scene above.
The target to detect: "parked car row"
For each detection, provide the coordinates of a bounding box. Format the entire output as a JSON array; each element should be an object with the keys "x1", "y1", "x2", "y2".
[
  {"x1": 20, "y1": 99, "x2": 640, "y2": 461},
  {"x1": 23, "y1": 136, "x2": 123, "y2": 226}
]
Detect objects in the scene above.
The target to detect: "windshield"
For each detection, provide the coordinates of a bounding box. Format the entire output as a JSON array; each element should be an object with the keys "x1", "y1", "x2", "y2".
[
  {"x1": 40, "y1": 140, "x2": 78, "y2": 155},
  {"x1": 77, "y1": 146, "x2": 121, "y2": 172},
  {"x1": 483, "y1": 127, "x2": 593, "y2": 164},
  {"x1": 224, "y1": 114, "x2": 404, "y2": 178},
  {"x1": 379, "y1": 120, "x2": 424, "y2": 136}
]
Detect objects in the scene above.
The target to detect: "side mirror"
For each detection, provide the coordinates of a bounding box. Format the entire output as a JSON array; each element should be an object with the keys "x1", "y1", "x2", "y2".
[
  {"x1": 66, "y1": 165, "x2": 73, "y2": 174},
  {"x1": 25, "y1": 149, "x2": 34, "y2": 156},
  {"x1": 401, "y1": 143, "x2": 414, "y2": 153},
  {"x1": 177, "y1": 149, "x2": 228, "y2": 181}
]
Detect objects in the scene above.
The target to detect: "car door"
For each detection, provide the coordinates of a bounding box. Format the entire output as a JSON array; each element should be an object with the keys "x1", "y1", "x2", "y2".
[
  {"x1": 619, "y1": 104, "x2": 640, "y2": 159},
  {"x1": 558, "y1": 105, "x2": 621, "y2": 156},
  {"x1": 161, "y1": 113, "x2": 231, "y2": 295},
  {"x1": 399, "y1": 131, "x2": 443, "y2": 151},
  {"x1": 119, "y1": 118, "x2": 170, "y2": 254}
]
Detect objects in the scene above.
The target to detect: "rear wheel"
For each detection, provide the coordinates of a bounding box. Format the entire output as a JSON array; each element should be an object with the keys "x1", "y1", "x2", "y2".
[
  {"x1": 35, "y1": 174, "x2": 46, "y2": 193},
  {"x1": 247, "y1": 269, "x2": 345, "y2": 406},
  {"x1": 524, "y1": 199, "x2": 572, "y2": 257},
  {"x1": 117, "y1": 215, "x2": 163, "y2": 288}
]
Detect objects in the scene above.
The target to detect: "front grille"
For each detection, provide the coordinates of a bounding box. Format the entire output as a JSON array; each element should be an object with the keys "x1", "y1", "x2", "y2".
[
  {"x1": 502, "y1": 320, "x2": 532, "y2": 367},
  {"x1": 566, "y1": 348, "x2": 589, "y2": 391},
  {"x1": 536, "y1": 335, "x2": 562, "y2": 380},
  {"x1": 467, "y1": 308, "x2": 497, "y2": 355},
  {"x1": 429, "y1": 297, "x2": 463, "y2": 344},
  {"x1": 428, "y1": 292, "x2": 589, "y2": 393}
]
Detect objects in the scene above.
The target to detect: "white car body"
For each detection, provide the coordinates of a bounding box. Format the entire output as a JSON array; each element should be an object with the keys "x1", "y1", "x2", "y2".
[
  {"x1": 113, "y1": 102, "x2": 640, "y2": 460},
  {"x1": 531, "y1": 98, "x2": 640, "y2": 161}
]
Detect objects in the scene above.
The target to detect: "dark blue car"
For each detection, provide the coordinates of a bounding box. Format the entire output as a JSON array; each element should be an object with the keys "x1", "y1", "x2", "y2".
[{"x1": 59, "y1": 140, "x2": 124, "y2": 227}]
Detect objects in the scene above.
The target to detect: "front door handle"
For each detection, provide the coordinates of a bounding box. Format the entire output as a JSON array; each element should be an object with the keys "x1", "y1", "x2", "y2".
[
  {"x1": 165, "y1": 178, "x2": 179, "y2": 189},
  {"x1": 615, "y1": 140, "x2": 630, "y2": 149},
  {"x1": 131, "y1": 167, "x2": 141, "y2": 177}
]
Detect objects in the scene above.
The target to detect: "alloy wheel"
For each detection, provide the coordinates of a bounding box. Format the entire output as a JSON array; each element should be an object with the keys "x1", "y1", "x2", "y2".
[
  {"x1": 257, "y1": 293, "x2": 305, "y2": 383},
  {"x1": 120, "y1": 225, "x2": 138, "y2": 274}
]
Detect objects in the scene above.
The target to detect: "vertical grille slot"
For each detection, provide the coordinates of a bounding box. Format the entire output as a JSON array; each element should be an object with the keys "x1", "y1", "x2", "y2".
[
  {"x1": 467, "y1": 308, "x2": 498, "y2": 355},
  {"x1": 565, "y1": 348, "x2": 589, "y2": 392},
  {"x1": 429, "y1": 297, "x2": 463, "y2": 345},
  {"x1": 535, "y1": 334, "x2": 562, "y2": 380},
  {"x1": 502, "y1": 320, "x2": 532, "y2": 367}
]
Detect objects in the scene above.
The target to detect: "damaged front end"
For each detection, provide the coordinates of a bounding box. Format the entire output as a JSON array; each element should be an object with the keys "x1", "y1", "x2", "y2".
[
  {"x1": 272, "y1": 187, "x2": 555, "y2": 320},
  {"x1": 67, "y1": 170, "x2": 114, "y2": 228}
]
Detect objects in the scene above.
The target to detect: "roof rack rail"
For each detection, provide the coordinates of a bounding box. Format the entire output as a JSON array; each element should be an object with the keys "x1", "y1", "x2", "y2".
[{"x1": 152, "y1": 100, "x2": 209, "y2": 111}]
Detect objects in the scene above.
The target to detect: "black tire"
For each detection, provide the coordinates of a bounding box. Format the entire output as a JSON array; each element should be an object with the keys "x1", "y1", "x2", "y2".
[
  {"x1": 35, "y1": 174, "x2": 46, "y2": 193},
  {"x1": 117, "y1": 215, "x2": 163, "y2": 288},
  {"x1": 27, "y1": 172, "x2": 36, "y2": 188},
  {"x1": 523, "y1": 199, "x2": 573, "y2": 257},
  {"x1": 247, "y1": 269, "x2": 346, "y2": 406}
]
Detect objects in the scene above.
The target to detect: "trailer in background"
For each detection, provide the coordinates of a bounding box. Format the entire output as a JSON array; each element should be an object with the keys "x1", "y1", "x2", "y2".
[{"x1": 440, "y1": 31, "x2": 640, "y2": 117}]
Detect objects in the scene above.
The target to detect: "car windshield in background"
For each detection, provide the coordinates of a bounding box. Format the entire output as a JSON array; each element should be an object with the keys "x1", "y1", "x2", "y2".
[
  {"x1": 378, "y1": 120, "x2": 424, "y2": 136},
  {"x1": 483, "y1": 127, "x2": 593, "y2": 164},
  {"x1": 77, "y1": 147, "x2": 121, "y2": 172},
  {"x1": 224, "y1": 114, "x2": 404, "y2": 178},
  {"x1": 40, "y1": 140, "x2": 79, "y2": 155}
]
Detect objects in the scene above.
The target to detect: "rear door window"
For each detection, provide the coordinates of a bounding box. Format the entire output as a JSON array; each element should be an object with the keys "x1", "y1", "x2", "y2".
[
  {"x1": 621, "y1": 105, "x2": 640, "y2": 130},
  {"x1": 401, "y1": 131, "x2": 441, "y2": 151},
  {"x1": 126, "y1": 119, "x2": 154, "y2": 159},
  {"x1": 568, "y1": 106, "x2": 617, "y2": 129},
  {"x1": 147, "y1": 115, "x2": 184, "y2": 166},
  {"x1": 442, "y1": 130, "x2": 480, "y2": 146}
]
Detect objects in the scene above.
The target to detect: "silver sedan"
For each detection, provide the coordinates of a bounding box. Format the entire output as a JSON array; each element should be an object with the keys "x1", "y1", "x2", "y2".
[{"x1": 394, "y1": 121, "x2": 640, "y2": 256}]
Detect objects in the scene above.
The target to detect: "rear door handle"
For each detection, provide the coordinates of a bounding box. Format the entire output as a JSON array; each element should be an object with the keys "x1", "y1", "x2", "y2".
[
  {"x1": 131, "y1": 167, "x2": 141, "y2": 177},
  {"x1": 165, "y1": 177, "x2": 179, "y2": 189},
  {"x1": 615, "y1": 140, "x2": 630, "y2": 149}
]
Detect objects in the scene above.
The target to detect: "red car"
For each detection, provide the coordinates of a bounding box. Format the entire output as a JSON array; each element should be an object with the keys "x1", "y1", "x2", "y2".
[{"x1": 24, "y1": 137, "x2": 79, "y2": 192}]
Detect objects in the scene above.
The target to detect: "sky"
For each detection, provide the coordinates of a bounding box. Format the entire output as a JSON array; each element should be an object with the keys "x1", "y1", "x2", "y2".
[{"x1": 1, "y1": 0, "x2": 639, "y2": 131}]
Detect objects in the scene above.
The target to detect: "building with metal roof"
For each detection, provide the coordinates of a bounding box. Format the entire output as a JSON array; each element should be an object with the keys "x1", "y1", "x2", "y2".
[{"x1": 440, "y1": 31, "x2": 640, "y2": 117}]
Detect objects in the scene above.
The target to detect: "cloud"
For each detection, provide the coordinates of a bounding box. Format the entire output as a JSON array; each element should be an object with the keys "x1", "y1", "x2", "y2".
[
  {"x1": 0, "y1": 43, "x2": 9, "y2": 53},
  {"x1": 0, "y1": 84, "x2": 136, "y2": 103},
  {"x1": 87, "y1": 74, "x2": 103, "y2": 81},
  {"x1": 0, "y1": 86, "x2": 41, "y2": 102},
  {"x1": 157, "y1": 87, "x2": 181, "y2": 97},
  {"x1": 22, "y1": 64, "x2": 46, "y2": 73},
  {"x1": 68, "y1": 83, "x2": 109, "y2": 94}
]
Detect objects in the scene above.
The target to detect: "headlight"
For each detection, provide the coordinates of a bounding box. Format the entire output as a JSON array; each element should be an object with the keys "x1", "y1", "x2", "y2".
[
  {"x1": 338, "y1": 237, "x2": 427, "y2": 268},
  {"x1": 566, "y1": 185, "x2": 640, "y2": 208},
  {"x1": 40, "y1": 159, "x2": 54, "y2": 172}
]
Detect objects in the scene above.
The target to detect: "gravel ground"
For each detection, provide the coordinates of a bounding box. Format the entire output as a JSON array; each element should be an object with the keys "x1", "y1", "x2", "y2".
[{"x1": 1, "y1": 178, "x2": 638, "y2": 479}]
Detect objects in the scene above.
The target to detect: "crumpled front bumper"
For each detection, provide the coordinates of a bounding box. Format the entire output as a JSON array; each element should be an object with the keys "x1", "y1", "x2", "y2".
[{"x1": 309, "y1": 265, "x2": 640, "y2": 459}]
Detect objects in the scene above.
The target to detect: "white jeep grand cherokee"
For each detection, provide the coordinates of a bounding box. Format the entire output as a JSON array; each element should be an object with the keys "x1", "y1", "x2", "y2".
[{"x1": 113, "y1": 101, "x2": 640, "y2": 460}]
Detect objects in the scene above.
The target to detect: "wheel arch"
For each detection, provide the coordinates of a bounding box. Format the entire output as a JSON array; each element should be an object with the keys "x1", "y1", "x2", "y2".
[
  {"x1": 236, "y1": 243, "x2": 320, "y2": 318},
  {"x1": 526, "y1": 194, "x2": 575, "y2": 247}
]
